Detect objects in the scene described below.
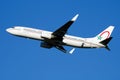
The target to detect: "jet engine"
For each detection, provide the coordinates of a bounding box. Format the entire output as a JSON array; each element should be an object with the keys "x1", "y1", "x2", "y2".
[{"x1": 40, "y1": 42, "x2": 52, "y2": 48}]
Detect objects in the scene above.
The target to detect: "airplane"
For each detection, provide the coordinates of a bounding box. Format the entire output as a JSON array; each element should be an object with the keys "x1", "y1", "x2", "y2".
[{"x1": 6, "y1": 14, "x2": 114, "y2": 54}]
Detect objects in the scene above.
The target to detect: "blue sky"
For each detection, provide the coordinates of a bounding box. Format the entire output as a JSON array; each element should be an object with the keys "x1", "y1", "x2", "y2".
[{"x1": 0, "y1": 0, "x2": 120, "y2": 80}]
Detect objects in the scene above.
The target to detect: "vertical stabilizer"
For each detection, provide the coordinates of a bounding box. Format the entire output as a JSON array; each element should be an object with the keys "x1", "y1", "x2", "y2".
[{"x1": 95, "y1": 26, "x2": 114, "y2": 42}]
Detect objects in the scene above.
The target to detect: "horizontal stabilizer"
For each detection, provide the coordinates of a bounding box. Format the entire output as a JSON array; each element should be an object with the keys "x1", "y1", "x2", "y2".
[
  {"x1": 100, "y1": 37, "x2": 113, "y2": 51},
  {"x1": 105, "y1": 45, "x2": 110, "y2": 51},
  {"x1": 100, "y1": 37, "x2": 112, "y2": 45}
]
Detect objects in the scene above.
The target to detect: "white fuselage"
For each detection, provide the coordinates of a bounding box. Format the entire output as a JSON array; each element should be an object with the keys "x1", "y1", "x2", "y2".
[{"x1": 6, "y1": 26, "x2": 105, "y2": 48}]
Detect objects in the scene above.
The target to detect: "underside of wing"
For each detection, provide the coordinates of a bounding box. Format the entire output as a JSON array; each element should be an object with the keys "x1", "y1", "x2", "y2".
[
  {"x1": 40, "y1": 41, "x2": 53, "y2": 48},
  {"x1": 55, "y1": 45, "x2": 67, "y2": 53},
  {"x1": 40, "y1": 41, "x2": 67, "y2": 53}
]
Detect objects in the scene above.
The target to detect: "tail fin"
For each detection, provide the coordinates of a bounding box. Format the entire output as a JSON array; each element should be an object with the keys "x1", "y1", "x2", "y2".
[
  {"x1": 93, "y1": 26, "x2": 114, "y2": 51},
  {"x1": 95, "y1": 26, "x2": 114, "y2": 42}
]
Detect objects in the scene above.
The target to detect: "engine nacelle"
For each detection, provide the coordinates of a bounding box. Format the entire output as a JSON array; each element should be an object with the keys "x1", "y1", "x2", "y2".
[
  {"x1": 40, "y1": 42, "x2": 52, "y2": 48},
  {"x1": 41, "y1": 31, "x2": 53, "y2": 39}
]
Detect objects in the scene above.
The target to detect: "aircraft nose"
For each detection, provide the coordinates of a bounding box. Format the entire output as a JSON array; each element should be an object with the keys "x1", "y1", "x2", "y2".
[
  {"x1": 6, "y1": 28, "x2": 11, "y2": 33},
  {"x1": 6, "y1": 28, "x2": 13, "y2": 33}
]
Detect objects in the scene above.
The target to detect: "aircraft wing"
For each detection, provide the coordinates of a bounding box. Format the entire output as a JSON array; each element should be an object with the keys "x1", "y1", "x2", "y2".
[
  {"x1": 52, "y1": 14, "x2": 79, "y2": 39},
  {"x1": 41, "y1": 14, "x2": 79, "y2": 53},
  {"x1": 55, "y1": 45, "x2": 67, "y2": 53},
  {"x1": 51, "y1": 14, "x2": 79, "y2": 53}
]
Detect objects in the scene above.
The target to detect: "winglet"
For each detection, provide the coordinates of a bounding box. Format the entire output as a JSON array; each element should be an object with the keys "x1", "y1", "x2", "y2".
[
  {"x1": 71, "y1": 14, "x2": 79, "y2": 21},
  {"x1": 69, "y1": 48, "x2": 75, "y2": 54}
]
